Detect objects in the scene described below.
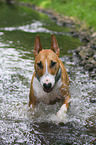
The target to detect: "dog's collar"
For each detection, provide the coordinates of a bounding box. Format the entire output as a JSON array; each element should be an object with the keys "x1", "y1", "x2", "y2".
[
  {"x1": 35, "y1": 67, "x2": 61, "y2": 84},
  {"x1": 55, "y1": 67, "x2": 61, "y2": 84},
  {"x1": 35, "y1": 71, "x2": 40, "y2": 82}
]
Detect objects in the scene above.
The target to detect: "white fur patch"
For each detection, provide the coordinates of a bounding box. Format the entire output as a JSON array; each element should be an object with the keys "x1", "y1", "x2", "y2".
[
  {"x1": 40, "y1": 59, "x2": 55, "y2": 88},
  {"x1": 40, "y1": 74, "x2": 55, "y2": 87},
  {"x1": 33, "y1": 76, "x2": 62, "y2": 104},
  {"x1": 56, "y1": 104, "x2": 67, "y2": 121}
]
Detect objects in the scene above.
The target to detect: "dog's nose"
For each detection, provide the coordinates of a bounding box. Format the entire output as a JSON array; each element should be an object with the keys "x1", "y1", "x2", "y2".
[{"x1": 43, "y1": 83, "x2": 52, "y2": 90}]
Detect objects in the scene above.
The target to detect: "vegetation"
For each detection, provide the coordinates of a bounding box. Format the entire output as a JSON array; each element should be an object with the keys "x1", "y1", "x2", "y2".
[{"x1": 17, "y1": 0, "x2": 96, "y2": 30}]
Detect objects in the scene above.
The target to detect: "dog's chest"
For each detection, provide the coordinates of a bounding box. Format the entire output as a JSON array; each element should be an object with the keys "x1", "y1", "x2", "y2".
[{"x1": 33, "y1": 77, "x2": 63, "y2": 104}]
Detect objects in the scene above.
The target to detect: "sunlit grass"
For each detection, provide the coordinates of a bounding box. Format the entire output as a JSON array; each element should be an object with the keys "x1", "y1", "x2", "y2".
[{"x1": 39, "y1": 0, "x2": 51, "y2": 7}]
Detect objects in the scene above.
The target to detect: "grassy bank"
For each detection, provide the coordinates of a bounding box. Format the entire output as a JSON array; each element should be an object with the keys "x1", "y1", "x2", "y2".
[{"x1": 18, "y1": 0, "x2": 96, "y2": 31}]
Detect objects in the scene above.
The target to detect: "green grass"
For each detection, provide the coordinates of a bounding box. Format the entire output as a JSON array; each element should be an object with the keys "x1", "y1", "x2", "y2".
[{"x1": 17, "y1": 0, "x2": 96, "y2": 30}]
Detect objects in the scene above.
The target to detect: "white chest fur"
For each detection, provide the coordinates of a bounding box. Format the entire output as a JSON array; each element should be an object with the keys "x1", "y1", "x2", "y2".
[{"x1": 33, "y1": 76, "x2": 63, "y2": 104}]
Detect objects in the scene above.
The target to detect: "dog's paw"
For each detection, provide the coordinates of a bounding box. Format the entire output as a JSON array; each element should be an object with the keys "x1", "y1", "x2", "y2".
[
  {"x1": 56, "y1": 104, "x2": 67, "y2": 121},
  {"x1": 30, "y1": 104, "x2": 34, "y2": 109}
]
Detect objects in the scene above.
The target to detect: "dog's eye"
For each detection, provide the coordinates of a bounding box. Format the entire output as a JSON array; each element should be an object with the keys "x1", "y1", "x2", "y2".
[
  {"x1": 50, "y1": 60, "x2": 57, "y2": 68},
  {"x1": 37, "y1": 61, "x2": 43, "y2": 69}
]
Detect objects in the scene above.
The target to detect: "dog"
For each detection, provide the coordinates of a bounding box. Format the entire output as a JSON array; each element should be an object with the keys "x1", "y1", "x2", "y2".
[{"x1": 29, "y1": 34, "x2": 70, "y2": 118}]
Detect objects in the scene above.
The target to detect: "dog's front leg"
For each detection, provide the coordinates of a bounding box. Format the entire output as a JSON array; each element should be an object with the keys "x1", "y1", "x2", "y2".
[
  {"x1": 56, "y1": 95, "x2": 70, "y2": 119},
  {"x1": 57, "y1": 84, "x2": 70, "y2": 120},
  {"x1": 29, "y1": 78, "x2": 36, "y2": 109},
  {"x1": 29, "y1": 92, "x2": 36, "y2": 109}
]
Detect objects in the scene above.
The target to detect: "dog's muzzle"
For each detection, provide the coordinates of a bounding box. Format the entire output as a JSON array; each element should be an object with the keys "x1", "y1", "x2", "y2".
[
  {"x1": 35, "y1": 67, "x2": 61, "y2": 93},
  {"x1": 43, "y1": 83, "x2": 53, "y2": 93}
]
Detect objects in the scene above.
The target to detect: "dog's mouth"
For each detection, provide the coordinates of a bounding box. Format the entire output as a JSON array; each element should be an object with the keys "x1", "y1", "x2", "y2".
[
  {"x1": 43, "y1": 87, "x2": 53, "y2": 93},
  {"x1": 43, "y1": 82, "x2": 53, "y2": 93}
]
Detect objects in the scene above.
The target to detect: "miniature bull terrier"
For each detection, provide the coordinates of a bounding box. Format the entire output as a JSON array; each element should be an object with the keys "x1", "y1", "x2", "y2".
[{"x1": 29, "y1": 34, "x2": 70, "y2": 118}]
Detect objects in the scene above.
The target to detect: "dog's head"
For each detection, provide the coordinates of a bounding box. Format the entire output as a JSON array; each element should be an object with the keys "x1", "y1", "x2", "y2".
[{"x1": 33, "y1": 34, "x2": 61, "y2": 93}]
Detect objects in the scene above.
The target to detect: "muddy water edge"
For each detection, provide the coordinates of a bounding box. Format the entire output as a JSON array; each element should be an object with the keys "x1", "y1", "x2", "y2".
[{"x1": 0, "y1": 3, "x2": 96, "y2": 145}]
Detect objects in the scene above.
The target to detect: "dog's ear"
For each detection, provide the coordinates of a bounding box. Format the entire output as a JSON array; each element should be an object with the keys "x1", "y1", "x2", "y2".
[
  {"x1": 51, "y1": 34, "x2": 60, "y2": 56},
  {"x1": 33, "y1": 35, "x2": 42, "y2": 57}
]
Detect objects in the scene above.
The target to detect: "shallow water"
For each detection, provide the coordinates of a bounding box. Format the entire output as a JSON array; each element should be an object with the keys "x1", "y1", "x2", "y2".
[{"x1": 0, "y1": 4, "x2": 96, "y2": 145}]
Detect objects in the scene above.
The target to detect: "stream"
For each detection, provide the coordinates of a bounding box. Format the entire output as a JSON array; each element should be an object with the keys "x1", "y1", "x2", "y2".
[{"x1": 0, "y1": 4, "x2": 96, "y2": 145}]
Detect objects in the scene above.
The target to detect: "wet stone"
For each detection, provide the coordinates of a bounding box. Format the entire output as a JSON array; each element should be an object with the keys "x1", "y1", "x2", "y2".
[
  {"x1": 85, "y1": 63, "x2": 94, "y2": 71},
  {"x1": 92, "y1": 32, "x2": 96, "y2": 37},
  {"x1": 89, "y1": 68, "x2": 96, "y2": 78},
  {"x1": 93, "y1": 54, "x2": 96, "y2": 60},
  {"x1": 75, "y1": 45, "x2": 96, "y2": 75}
]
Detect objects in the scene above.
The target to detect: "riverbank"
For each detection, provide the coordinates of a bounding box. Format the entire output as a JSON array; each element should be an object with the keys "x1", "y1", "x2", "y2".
[{"x1": 18, "y1": 2, "x2": 96, "y2": 78}]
